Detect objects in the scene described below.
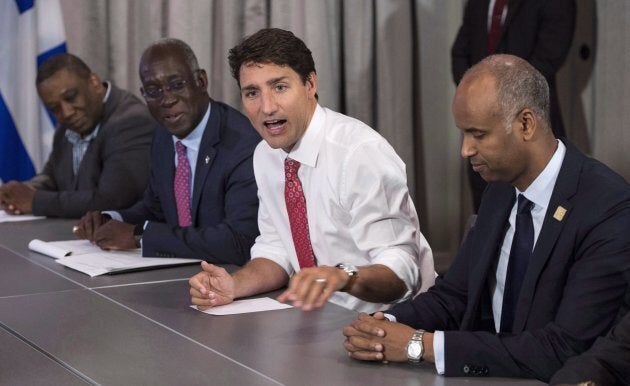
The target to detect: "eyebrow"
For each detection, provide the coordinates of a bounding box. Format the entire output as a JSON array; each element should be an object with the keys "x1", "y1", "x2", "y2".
[{"x1": 240, "y1": 76, "x2": 289, "y2": 92}]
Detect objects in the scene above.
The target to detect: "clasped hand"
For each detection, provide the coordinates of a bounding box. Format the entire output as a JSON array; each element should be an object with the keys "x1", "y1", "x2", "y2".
[
  {"x1": 0, "y1": 181, "x2": 35, "y2": 215},
  {"x1": 74, "y1": 211, "x2": 136, "y2": 250},
  {"x1": 342, "y1": 312, "x2": 415, "y2": 363}
]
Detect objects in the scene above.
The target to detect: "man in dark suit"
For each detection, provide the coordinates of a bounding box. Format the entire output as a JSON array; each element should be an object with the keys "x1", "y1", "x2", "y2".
[
  {"x1": 550, "y1": 311, "x2": 630, "y2": 386},
  {"x1": 452, "y1": 0, "x2": 576, "y2": 212},
  {"x1": 342, "y1": 55, "x2": 630, "y2": 382},
  {"x1": 0, "y1": 54, "x2": 155, "y2": 218},
  {"x1": 76, "y1": 39, "x2": 260, "y2": 265}
]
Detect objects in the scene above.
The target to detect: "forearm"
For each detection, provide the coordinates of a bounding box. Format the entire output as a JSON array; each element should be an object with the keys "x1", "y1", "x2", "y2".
[
  {"x1": 347, "y1": 264, "x2": 407, "y2": 303},
  {"x1": 232, "y1": 258, "x2": 290, "y2": 299}
]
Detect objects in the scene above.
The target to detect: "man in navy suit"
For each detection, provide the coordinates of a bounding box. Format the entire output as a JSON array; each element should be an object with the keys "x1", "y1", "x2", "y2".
[
  {"x1": 76, "y1": 38, "x2": 260, "y2": 265},
  {"x1": 342, "y1": 54, "x2": 630, "y2": 381}
]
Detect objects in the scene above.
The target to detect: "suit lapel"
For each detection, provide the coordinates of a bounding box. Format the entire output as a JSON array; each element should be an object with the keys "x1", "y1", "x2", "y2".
[
  {"x1": 503, "y1": 0, "x2": 525, "y2": 31},
  {"x1": 513, "y1": 141, "x2": 582, "y2": 331},
  {"x1": 191, "y1": 104, "x2": 219, "y2": 221}
]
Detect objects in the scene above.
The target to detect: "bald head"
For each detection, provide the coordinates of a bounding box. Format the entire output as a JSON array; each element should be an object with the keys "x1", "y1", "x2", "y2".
[
  {"x1": 454, "y1": 55, "x2": 558, "y2": 191},
  {"x1": 459, "y1": 54, "x2": 552, "y2": 134}
]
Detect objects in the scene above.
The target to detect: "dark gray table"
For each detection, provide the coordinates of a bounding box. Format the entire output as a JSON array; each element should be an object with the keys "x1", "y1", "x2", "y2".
[{"x1": 0, "y1": 219, "x2": 544, "y2": 385}]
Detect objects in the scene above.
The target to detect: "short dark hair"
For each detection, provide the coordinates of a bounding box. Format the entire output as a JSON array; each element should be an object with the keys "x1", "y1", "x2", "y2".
[
  {"x1": 36, "y1": 53, "x2": 92, "y2": 84},
  {"x1": 466, "y1": 54, "x2": 551, "y2": 131},
  {"x1": 228, "y1": 28, "x2": 316, "y2": 86},
  {"x1": 140, "y1": 38, "x2": 200, "y2": 75}
]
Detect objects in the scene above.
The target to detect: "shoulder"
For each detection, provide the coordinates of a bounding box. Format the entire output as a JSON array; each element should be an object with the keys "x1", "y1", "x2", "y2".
[
  {"x1": 101, "y1": 84, "x2": 156, "y2": 131},
  {"x1": 319, "y1": 107, "x2": 394, "y2": 157},
  {"x1": 211, "y1": 101, "x2": 261, "y2": 148}
]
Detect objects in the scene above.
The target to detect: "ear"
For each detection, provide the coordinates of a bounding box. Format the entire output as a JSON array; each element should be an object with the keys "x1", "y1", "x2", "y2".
[
  {"x1": 195, "y1": 69, "x2": 208, "y2": 89},
  {"x1": 518, "y1": 109, "x2": 537, "y2": 141},
  {"x1": 305, "y1": 71, "x2": 318, "y2": 98}
]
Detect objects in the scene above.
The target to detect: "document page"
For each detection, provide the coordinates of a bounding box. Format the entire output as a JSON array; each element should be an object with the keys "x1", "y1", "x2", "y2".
[
  {"x1": 191, "y1": 298, "x2": 293, "y2": 315},
  {"x1": 28, "y1": 238, "x2": 201, "y2": 276},
  {"x1": 0, "y1": 210, "x2": 45, "y2": 223}
]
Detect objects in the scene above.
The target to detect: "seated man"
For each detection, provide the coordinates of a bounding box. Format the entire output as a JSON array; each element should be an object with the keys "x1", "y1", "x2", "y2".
[
  {"x1": 342, "y1": 54, "x2": 630, "y2": 381},
  {"x1": 75, "y1": 39, "x2": 260, "y2": 265},
  {"x1": 550, "y1": 311, "x2": 630, "y2": 385},
  {"x1": 0, "y1": 53, "x2": 155, "y2": 218},
  {"x1": 189, "y1": 28, "x2": 435, "y2": 313}
]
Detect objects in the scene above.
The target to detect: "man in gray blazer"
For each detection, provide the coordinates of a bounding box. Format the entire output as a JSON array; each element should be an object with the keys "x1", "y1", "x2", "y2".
[{"x1": 0, "y1": 54, "x2": 155, "y2": 218}]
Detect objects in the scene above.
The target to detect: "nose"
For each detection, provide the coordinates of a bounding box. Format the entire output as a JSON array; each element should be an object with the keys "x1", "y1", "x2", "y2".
[
  {"x1": 260, "y1": 90, "x2": 278, "y2": 115},
  {"x1": 460, "y1": 134, "x2": 476, "y2": 159},
  {"x1": 59, "y1": 101, "x2": 75, "y2": 120},
  {"x1": 159, "y1": 90, "x2": 178, "y2": 107}
]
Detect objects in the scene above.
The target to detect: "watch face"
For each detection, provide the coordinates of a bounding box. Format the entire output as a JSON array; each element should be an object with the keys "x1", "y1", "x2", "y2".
[{"x1": 408, "y1": 342, "x2": 422, "y2": 358}]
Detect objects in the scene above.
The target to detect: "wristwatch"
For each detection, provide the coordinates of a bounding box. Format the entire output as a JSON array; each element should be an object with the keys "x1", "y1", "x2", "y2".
[
  {"x1": 406, "y1": 329, "x2": 425, "y2": 363},
  {"x1": 335, "y1": 263, "x2": 358, "y2": 292}
]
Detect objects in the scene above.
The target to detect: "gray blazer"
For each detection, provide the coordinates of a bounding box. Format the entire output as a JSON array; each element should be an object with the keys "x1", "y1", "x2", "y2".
[{"x1": 30, "y1": 84, "x2": 155, "y2": 218}]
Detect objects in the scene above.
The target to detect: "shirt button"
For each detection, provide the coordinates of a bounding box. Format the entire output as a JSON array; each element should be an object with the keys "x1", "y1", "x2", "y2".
[{"x1": 463, "y1": 365, "x2": 470, "y2": 374}]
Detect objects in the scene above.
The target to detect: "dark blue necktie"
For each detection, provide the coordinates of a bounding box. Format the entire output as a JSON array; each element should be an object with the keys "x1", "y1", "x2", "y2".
[{"x1": 500, "y1": 194, "x2": 534, "y2": 333}]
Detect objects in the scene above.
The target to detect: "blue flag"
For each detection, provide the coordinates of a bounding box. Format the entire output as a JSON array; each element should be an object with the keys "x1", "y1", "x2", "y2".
[{"x1": 0, "y1": 0, "x2": 67, "y2": 183}]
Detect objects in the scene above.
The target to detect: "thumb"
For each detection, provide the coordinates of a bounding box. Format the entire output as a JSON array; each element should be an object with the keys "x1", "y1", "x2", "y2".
[{"x1": 201, "y1": 261, "x2": 219, "y2": 274}]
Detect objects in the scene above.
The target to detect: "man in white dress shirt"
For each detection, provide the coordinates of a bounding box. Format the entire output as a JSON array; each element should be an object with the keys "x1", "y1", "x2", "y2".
[{"x1": 189, "y1": 28, "x2": 435, "y2": 313}]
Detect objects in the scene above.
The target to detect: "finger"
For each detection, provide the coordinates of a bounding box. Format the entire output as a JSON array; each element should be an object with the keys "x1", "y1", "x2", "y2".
[
  {"x1": 82, "y1": 215, "x2": 95, "y2": 241},
  {"x1": 191, "y1": 296, "x2": 214, "y2": 308},
  {"x1": 352, "y1": 315, "x2": 386, "y2": 337},
  {"x1": 302, "y1": 278, "x2": 333, "y2": 310},
  {"x1": 188, "y1": 273, "x2": 209, "y2": 295},
  {"x1": 200, "y1": 261, "x2": 225, "y2": 276},
  {"x1": 346, "y1": 334, "x2": 384, "y2": 352},
  {"x1": 347, "y1": 349, "x2": 385, "y2": 362}
]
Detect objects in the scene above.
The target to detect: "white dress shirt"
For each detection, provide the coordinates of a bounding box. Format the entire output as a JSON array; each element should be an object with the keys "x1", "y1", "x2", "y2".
[
  {"x1": 433, "y1": 140, "x2": 566, "y2": 374},
  {"x1": 250, "y1": 104, "x2": 435, "y2": 313}
]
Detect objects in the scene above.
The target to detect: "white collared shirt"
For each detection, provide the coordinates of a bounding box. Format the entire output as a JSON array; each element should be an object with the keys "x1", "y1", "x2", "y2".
[{"x1": 250, "y1": 104, "x2": 435, "y2": 313}]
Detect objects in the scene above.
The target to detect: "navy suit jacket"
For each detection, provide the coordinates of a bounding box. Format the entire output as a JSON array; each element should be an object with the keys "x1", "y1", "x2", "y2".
[
  {"x1": 119, "y1": 101, "x2": 261, "y2": 265},
  {"x1": 550, "y1": 311, "x2": 630, "y2": 385},
  {"x1": 451, "y1": 0, "x2": 576, "y2": 136},
  {"x1": 389, "y1": 139, "x2": 630, "y2": 381}
]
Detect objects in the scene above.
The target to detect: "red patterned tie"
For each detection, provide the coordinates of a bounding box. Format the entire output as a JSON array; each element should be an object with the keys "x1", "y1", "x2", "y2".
[
  {"x1": 487, "y1": 0, "x2": 507, "y2": 54},
  {"x1": 284, "y1": 158, "x2": 316, "y2": 268},
  {"x1": 174, "y1": 141, "x2": 192, "y2": 227}
]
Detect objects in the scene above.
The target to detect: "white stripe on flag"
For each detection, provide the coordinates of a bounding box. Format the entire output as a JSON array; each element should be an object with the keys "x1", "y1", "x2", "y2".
[{"x1": 0, "y1": 0, "x2": 66, "y2": 182}]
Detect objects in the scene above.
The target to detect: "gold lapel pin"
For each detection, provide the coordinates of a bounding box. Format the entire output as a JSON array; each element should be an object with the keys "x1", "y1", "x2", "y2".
[
  {"x1": 205, "y1": 155, "x2": 210, "y2": 164},
  {"x1": 553, "y1": 206, "x2": 567, "y2": 221}
]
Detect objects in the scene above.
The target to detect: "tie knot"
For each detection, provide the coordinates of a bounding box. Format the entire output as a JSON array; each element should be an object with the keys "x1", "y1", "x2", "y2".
[
  {"x1": 285, "y1": 158, "x2": 301, "y2": 176},
  {"x1": 176, "y1": 141, "x2": 187, "y2": 156},
  {"x1": 517, "y1": 194, "x2": 533, "y2": 214}
]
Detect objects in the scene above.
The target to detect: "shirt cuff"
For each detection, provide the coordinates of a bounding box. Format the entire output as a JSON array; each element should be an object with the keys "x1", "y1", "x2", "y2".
[
  {"x1": 434, "y1": 330, "x2": 445, "y2": 374},
  {"x1": 383, "y1": 313, "x2": 397, "y2": 322},
  {"x1": 102, "y1": 210, "x2": 122, "y2": 222}
]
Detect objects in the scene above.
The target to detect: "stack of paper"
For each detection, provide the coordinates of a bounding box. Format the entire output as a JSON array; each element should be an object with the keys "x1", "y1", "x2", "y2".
[
  {"x1": 0, "y1": 210, "x2": 45, "y2": 222},
  {"x1": 28, "y1": 239, "x2": 201, "y2": 277}
]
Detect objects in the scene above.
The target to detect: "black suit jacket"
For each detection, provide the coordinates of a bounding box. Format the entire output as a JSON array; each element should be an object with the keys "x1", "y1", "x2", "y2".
[
  {"x1": 451, "y1": 0, "x2": 576, "y2": 136},
  {"x1": 550, "y1": 311, "x2": 630, "y2": 386},
  {"x1": 119, "y1": 101, "x2": 261, "y2": 265},
  {"x1": 30, "y1": 84, "x2": 155, "y2": 218},
  {"x1": 389, "y1": 139, "x2": 630, "y2": 381}
]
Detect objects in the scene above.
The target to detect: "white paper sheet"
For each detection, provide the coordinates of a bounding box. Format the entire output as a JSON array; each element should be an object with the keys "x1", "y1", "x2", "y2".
[
  {"x1": 28, "y1": 238, "x2": 201, "y2": 277},
  {"x1": 0, "y1": 210, "x2": 45, "y2": 223},
  {"x1": 191, "y1": 298, "x2": 293, "y2": 315}
]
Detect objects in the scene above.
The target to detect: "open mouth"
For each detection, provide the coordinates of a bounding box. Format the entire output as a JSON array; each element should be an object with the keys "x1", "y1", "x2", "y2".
[{"x1": 263, "y1": 119, "x2": 287, "y2": 134}]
